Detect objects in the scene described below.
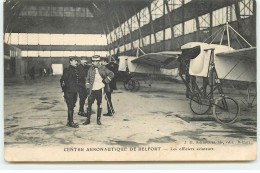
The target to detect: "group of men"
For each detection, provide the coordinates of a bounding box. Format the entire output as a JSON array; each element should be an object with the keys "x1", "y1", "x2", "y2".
[{"x1": 60, "y1": 55, "x2": 118, "y2": 128}]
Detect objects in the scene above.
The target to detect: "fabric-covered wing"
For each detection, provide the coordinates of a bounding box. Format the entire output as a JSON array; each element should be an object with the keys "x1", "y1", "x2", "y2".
[
  {"x1": 131, "y1": 52, "x2": 181, "y2": 69},
  {"x1": 216, "y1": 47, "x2": 256, "y2": 62},
  {"x1": 214, "y1": 47, "x2": 256, "y2": 82}
]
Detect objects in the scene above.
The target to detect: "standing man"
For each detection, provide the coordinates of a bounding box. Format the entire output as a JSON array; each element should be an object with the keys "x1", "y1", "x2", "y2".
[
  {"x1": 83, "y1": 55, "x2": 114, "y2": 125},
  {"x1": 60, "y1": 57, "x2": 79, "y2": 128},
  {"x1": 47, "y1": 67, "x2": 50, "y2": 77},
  {"x1": 77, "y1": 57, "x2": 89, "y2": 117},
  {"x1": 109, "y1": 58, "x2": 119, "y2": 90},
  {"x1": 100, "y1": 58, "x2": 117, "y2": 116},
  {"x1": 39, "y1": 68, "x2": 43, "y2": 77},
  {"x1": 50, "y1": 66, "x2": 53, "y2": 76},
  {"x1": 43, "y1": 68, "x2": 47, "y2": 77},
  {"x1": 29, "y1": 66, "x2": 35, "y2": 80},
  {"x1": 125, "y1": 64, "x2": 131, "y2": 83}
]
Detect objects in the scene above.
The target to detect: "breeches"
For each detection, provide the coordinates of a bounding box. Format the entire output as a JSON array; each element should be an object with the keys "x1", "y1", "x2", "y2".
[
  {"x1": 78, "y1": 87, "x2": 88, "y2": 100},
  {"x1": 78, "y1": 87, "x2": 88, "y2": 111},
  {"x1": 105, "y1": 91, "x2": 112, "y2": 103},
  {"x1": 105, "y1": 90, "x2": 113, "y2": 112},
  {"x1": 64, "y1": 92, "x2": 78, "y2": 110},
  {"x1": 88, "y1": 89, "x2": 102, "y2": 107}
]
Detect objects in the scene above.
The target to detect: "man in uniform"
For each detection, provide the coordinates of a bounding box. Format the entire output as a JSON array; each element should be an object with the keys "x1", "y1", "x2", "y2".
[
  {"x1": 77, "y1": 57, "x2": 89, "y2": 116},
  {"x1": 109, "y1": 58, "x2": 119, "y2": 90},
  {"x1": 29, "y1": 66, "x2": 35, "y2": 80},
  {"x1": 100, "y1": 58, "x2": 117, "y2": 116},
  {"x1": 83, "y1": 55, "x2": 114, "y2": 125},
  {"x1": 60, "y1": 57, "x2": 80, "y2": 128}
]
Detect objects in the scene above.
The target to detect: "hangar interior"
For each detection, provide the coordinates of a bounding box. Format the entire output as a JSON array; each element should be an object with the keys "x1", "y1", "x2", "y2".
[
  {"x1": 4, "y1": 0, "x2": 256, "y2": 77},
  {"x1": 3, "y1": 0, "x2": 257, "y2": 152}
]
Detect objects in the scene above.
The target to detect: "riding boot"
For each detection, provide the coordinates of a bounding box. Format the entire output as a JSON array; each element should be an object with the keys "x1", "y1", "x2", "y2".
[
  {"x1": 186, "y1": 89, "x2": 189, "y2": 98},
  {"x1": 108, "y1": 101, "x2": 115, "y2": 113},
  {"x1": 83, "y1": 107, "x2": 91, "y2": 125},
  {"x1": 104, "y1": 102, "x2": 113, "y2": 116},
  {"x1": 67, "y1": 110, "x2": 79, "y2": 128},
  {"x1": 97, "y1": 107, "x2": 102, "y2": 125},
  {"x1": 66, "y1": 111, "x2": 71, "y2": 126},
  {"x1": 78, "y1": 99, "x2": 86, "y2": 116},
  {"x1": 110, "y1": 103, "x2": 115, "y2": 114},
  {"x1": 103, "y1": 111, "x2": 112, "y2": 116}
]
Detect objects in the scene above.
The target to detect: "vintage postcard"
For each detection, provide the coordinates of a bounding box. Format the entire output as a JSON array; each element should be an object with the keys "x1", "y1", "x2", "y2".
[{"x1": 3, "y1": 0, "x2": 257, "y2": 162}]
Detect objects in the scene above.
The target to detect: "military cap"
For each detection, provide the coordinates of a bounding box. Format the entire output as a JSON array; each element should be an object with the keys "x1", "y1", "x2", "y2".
[
  {"x1": 80, "y1": 56, "x2": 87, "y2": 60},
  {"x1": 101, "y1": 57, "x2": 109, "y2": 62},
  {"x1": 92, "y1": 55, "x2": 101, "y2": 61},
  {"x1": 69, "y1": 56, "x2": 78, "y2": 61},
  {"x1": 100, "y1": 57, "x2": 105, "y2": 61}
]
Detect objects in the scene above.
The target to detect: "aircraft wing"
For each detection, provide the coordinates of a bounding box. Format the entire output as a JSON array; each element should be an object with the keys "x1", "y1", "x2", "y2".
[
  {"x1": 187, "y1": 43, "x2": 256, "y2": 82},
  {"x1": 131, "y1": 51, "x2": 181, "y2": 69},
  {"x1": 216, "y1": 47, "x2": 256, "y2": 62}
]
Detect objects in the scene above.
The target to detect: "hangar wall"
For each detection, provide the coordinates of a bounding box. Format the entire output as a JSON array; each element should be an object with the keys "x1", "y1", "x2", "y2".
[
  {"x1": 3, "y1": 0, "x2": 256, "y2": 79},
  {"x1": 4, "y1": 44, "x2": 26, "y2": 77}
]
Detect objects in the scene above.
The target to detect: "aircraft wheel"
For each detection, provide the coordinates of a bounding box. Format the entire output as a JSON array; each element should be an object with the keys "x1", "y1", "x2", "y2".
[
  {"x1": 133, "y1": 79, "x2": 140, "y2": 91},
  {"x1": 213, "y1": 96, "x2": 240, "y2": 124},
  {"x1": 124, "y1": 81, "x2": 129, "y2": 90},
  {"x1": 128, "y1": 79, "x2": 135, "y2": 91},
  {"x1": 190, "y1": 94, "x2": 211, "y2": 115}
]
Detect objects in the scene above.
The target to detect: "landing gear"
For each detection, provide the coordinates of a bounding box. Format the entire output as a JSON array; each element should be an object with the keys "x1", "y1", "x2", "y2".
[
  {"x1": 190, "y1": 94, "x2": 211, "y2": 115},
  {"x1": 213, "y1": 96, "x2": 239, "y2": 124},
  {"x1": 124, "y1": 79, "x2": 140, "y2": 92}
]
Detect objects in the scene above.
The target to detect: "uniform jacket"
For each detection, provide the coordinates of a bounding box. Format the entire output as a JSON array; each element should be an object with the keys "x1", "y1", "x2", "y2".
[
  {"x1": 76, "y1": 64, "x2": 89, "y2": 88},
  {"x1": 60, "y1": 65, "x2": 79, "y2": 93},
  {"x1": 86, "y1": 65, "x2": 114, "y2": 94},
  {"x1": 105, "y1": 62, "x2": 118, "y2": 91}
]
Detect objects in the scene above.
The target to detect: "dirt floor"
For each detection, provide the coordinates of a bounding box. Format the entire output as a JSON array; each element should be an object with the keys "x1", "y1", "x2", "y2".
[{"x1": 4, "y1": 75, "x2": 257, "y2": 148}]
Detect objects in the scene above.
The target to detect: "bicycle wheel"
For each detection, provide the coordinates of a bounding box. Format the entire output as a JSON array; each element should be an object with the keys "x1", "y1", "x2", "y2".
[
  {"x1": 190, "y1": 94, "x2": 211, "y2": 115},
  {"x1": 124, "y1": 81, "x2": 129, "y2": 90},
  {"x1": 128, "y1": 79, "x2": 135, "y2": 91},
  {"x1": 213, "y1": 96, "x2": 239, "y2": 124},
  {"x1": 133, "y1": 79, "x2": 140, "y2": 91}
]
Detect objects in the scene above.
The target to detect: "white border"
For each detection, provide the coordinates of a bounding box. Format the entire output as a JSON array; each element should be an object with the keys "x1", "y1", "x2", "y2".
[{"x1": 0, "y1": 0, "x2": 259, "y2": 170}]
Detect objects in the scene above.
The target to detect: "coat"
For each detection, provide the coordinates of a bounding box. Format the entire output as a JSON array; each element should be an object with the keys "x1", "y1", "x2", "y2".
[
  {"x1": 76, "y1": 64, "x2": 89, "y2": 88},
  {"x1": 60, "y1": 65, "x2": 79, "y2": 93},
  {"x1": 86, "y1": 65, "x2": 114, "y2": 94},
  {"x1": 105, "y1": 62, "x2": 119, "y2": 91}
]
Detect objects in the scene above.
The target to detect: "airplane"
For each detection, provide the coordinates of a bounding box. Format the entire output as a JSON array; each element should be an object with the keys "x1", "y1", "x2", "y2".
[
  {"x1": 118, "y1": 50, "x2": 180, "y2": 74},
  {"x1": 117, "y1": 49, "x2": 181, "y2": 91},
  {"x1": 116, "y1": 23, "x2": 256, "y2": 114},
  {"x1": 179, "y1": 23, "x2": 256, "y2": 111},
  {"x1": 181, "y1": 42, "x2": 256, "y2": 83}
]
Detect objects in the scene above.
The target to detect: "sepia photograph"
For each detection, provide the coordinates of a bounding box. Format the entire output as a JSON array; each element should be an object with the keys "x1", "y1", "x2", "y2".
[{"x1": 3, "y1": 0, "x2": 257, "y2": 162}]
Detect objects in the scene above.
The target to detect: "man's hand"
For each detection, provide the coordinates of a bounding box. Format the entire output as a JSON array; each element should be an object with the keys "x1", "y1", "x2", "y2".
[
  {"x1": 61, "y1": 81, "x2": 66, "y2": 92},
  {"x1": 102, "y1": 78, "x2": 110, "y2": 84},
  {"x1": 61, "y1": 81, "x2": 65, "y2": 88}
]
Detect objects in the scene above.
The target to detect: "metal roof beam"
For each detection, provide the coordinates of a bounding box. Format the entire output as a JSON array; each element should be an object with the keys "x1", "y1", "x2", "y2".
[
  {"x1": 5, "y1": 16, "x2": 102, "y2": 34},
  {"x1": 109, "y1": 0, "x2": 240, "y2": 48},
  {"x1": 11, "y1": 45, "x2": 108, "y2": 51}
]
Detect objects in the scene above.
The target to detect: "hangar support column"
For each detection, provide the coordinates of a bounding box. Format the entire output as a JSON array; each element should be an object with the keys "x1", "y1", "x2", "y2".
[
  {"x1": 148, "y1": 5, "x2": 157, "y2": 52},
  {"x1": 122, "y1": 6, "x2": 134, "y2": 52}
]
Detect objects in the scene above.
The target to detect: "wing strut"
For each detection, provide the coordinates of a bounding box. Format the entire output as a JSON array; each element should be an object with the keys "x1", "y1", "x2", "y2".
[{"x1": 228, "y1": 24, "x2": 253, "y2": 47}]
